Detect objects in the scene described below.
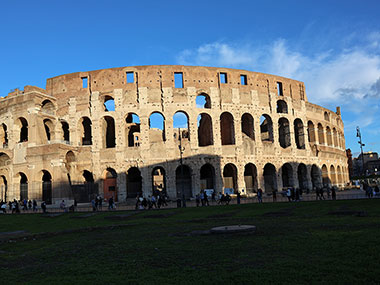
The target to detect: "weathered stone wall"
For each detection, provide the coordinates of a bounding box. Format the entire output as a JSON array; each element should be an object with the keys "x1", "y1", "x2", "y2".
[{"x1": 0, "y1": 65, "x2": 349, "y2": 203}]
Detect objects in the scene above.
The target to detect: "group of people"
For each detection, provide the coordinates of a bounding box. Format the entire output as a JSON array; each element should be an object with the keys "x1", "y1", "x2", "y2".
[
  {"x1": 91, "y1": 195, "x2": 104, "y2": 211},
  {"x1": 0, "y1": 199, "x2": 39, "y2": 214},
  {"x1": 363, "y1": 183, "x2": 379, "y2": 198},
  {"x1": 135, "y1": 192, "x2": 168, "y2": 210}
]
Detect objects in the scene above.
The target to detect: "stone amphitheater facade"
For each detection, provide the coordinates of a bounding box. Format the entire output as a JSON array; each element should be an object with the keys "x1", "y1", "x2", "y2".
[{"x1": 0, "y1": 65, "x2": 349, "y2": 204}]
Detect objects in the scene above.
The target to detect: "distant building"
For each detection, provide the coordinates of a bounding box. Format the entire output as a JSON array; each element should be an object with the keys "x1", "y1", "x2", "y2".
[{"x1": 353, "y1": 151, "x2": 380, "y2": 176}]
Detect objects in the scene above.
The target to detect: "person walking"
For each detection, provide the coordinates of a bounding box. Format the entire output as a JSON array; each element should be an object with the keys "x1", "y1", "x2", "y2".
[
  {"x1": 331, "y1": 186, "x2": 336, "y2": 200},
  {"x1": 32, "y1": 199, "x2": 37, "y2": 212},
  {"x1": 286, "y1": 188, "x2": 292, "y2": 202},
  {"x1": 257, "y1": 188, "x2": 263, "y2": 203},
  {"x1": 237, "y1": 192, "x2": 241, "y2": 205},
  {"x1": 272, "y1": 190, "x2": 277, "y2": 202}
]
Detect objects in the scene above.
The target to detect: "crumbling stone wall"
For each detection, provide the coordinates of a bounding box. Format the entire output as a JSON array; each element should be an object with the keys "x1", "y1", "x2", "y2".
[{"x1": 0, "y1": 66, "x2": 349, "y2": 203}]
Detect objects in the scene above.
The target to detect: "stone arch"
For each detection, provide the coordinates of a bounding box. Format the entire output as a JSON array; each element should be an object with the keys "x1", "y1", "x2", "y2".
[
  {"x1": 152, "y1": 166, "x2": 166, "y2": 195},
  {"x1": 78, "y1": 117, "x2": 92, "y2": 145},
  {"x1": 220, "y1": 112, "x2": 235, "y2": 145},
  {"x1": 103, "y1": 168, "x2": 117, "y2": 201},
  {"x1": 297, "y1": 163, "x2": 308, "y2": 190},
  {"x1": 241, "y1": 113, "x2": 255, "y2": 140},
  {"x1": 276, "y1": 100, "x2": 288, "y2": 113},
  {"x1": 263, "y1": 163, "x2": 277, "y2": 192},
  {"x1": 61, "y1": 121, "x2": 70, "y2": 143},
  {"x1": 278, "y1": 117, "x2": 291, "y2": 148},
  {"x1": 337, "y1": 165, "x2": 343, "y2": 185},
  {"x1": 41, "y1": 99, "x2": 55, "y2": 114},
  {"x1": 307, "y1": 121, "x2": 316, "y2": 143},
  {"x1": 196, "y1": 93, "x2": 211, "y2": 108},
  {"x1": 281, "y1": 163, "x2": 294, "y2": 188},
  {"x1": 322, "y1": 164, "x2": 329, "y2": 186},
  {"x1": 332, "y1": 128, "x2": 338, "y2": 147},
  {"x1": 330, "y1": 165, "x2": 336, "y2": 185},
  {"x1": 103, "y1": 95, "x2": 115, "y2": 112},
  {"x1": 200, "y1": 163, "x2": 215, "y2": 191},
  {"x1": 244, "y1": 163, "x2": 257, "y2": 194},
  {"x1": 318, "y1": 123, "x2": 325, "y2": 144},
  {"x1": 126, "y1": 167, "x2": 142, "y2": 198},
  {"x1": 176, "y1": 165, "x2": 192, "y2": 199},
  {"x1": 324, "y1": 111, "x2": 330, "y2": 121},
  {"x1": 260, "y1": 114, "x2": 273, "y2": 142},
  {"x1": 223, "y1": 163, "x2": 238, "y2": 193},
  {"x1": 83, "y1": 170, "x2": 94, "y2": 182},
  {"x1": 16, "y1": 117, "x2": 28, "y2": 142},
  {"x1": 0, "y1": 123, "x2": 8, "y2": 147},
  {"x1": 173, "y1": 111, "x2": 190, "y2": 141},
  {"x1": 311, "y1": 164, "x2": 322, "y2": 189},
  {"x1": 42, "y1": 170, "x2": 52, "y2": 204},
  {"x1": 17, "y1": 172, "x2": 28, "y2": 201},
  {"x1": 102, "y1": 116, "x2": 116, "y2": 148},
  {"x1": 197, "y1": 113, "x2": 213, "y2": 146},
  {"x1": 0, "y1": 152, "x2": 10, "y2": 167},
  {"x1": 43, "y1": 119, "x2": 55, "y2": 141},
  {"x1": 326, "y1": 126, "x2": 333, "y2": 146},
  {"x1": 149, "y1": 112, "x2": 166, "y2": 142},
  {"x1": 0, "y1": 175, "x2": 8, "y2": 202},
  {"x1": 294, "y1": 119, "x2": 305, "y2": 149},
  {"x1": 126, "y1": 113, "x2": 141, "y2": 147}
]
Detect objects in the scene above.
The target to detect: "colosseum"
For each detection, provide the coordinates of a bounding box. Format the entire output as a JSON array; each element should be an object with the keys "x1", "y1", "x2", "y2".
[{"x1": 0, "y1": 65, "x2": 349, "y2": 204}]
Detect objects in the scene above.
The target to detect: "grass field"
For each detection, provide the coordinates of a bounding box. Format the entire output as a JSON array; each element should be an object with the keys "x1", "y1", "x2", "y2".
[{"x1": 1, "y1": 199, "x2": 380, "y2": 284}]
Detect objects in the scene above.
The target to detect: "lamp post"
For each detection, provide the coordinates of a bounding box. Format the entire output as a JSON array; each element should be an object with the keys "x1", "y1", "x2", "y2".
[
  {"x1": 356, "y1": 126, "x2": 365, "y2": 176},
  {"x1": 178, "y1": 128, "x2": 186, "y2": 208}
]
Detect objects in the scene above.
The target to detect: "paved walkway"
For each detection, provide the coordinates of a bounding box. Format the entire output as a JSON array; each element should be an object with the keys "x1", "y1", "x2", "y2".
[{"x1": 2, "y1": 189, "x2": 379, "y2": 214}]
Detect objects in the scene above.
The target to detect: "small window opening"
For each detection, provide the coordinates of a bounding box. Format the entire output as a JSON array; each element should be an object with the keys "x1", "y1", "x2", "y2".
[
  {"x1": 220, "y1": 73, "x2": 227, "y2": 84},
  {"x1": 126, "y1": 72, "x2": 134, "y2": 83},
  {"x1": 240, "y1": 75, "x2": 247, "y2": 85},
  {"x1": 104, "y1": 96, "x2": 115, "y2": 112},
  {"x1": 277, "y1": 82, "x2": 283, "y2": 96},
  {"x1": 174, "y1": 72, "x2": 183, "y2": 88},
  {"x1": 82, "y1": 77, "x2": 88, "y2": 88}
]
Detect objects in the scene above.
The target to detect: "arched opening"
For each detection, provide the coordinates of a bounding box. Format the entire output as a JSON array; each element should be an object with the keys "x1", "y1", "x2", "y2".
[
  {"x1": 311, "y1": 165, "x2": 322, "y2": 189},
  {"x1": 79, "y1": 117, "x2": 92, "y2": 145},
  {"x1": 307, "y1": 121, "x2": 315, "y2": 143},
  {"x1": 173, "y1": 111, "x2": 190, "y2": 141},
  {"x1": 333, "y1": 128, "x2": 338, "y2": 147},
  {"x1": 260, "y1": 115, "x2": 273, "y2": 142},
  {"x1": 200, "y1": 163, "x2": 215, "y2": 191},
  {"x1": 41, "y1": 100, "x2": 55, "y2": 114},
  {"x1": 61, "y1": 121, "x2": 70, "y2": 143},
  {"x1": 103, "y1": 116, "x2": 116, "y2": 148},
  {"x1": 126, "y1": 167, "x2": 142, "y2": 198},
  {"x1": 244, "y1": 163, "x2": 257, "y2": 194},
  {"x1": 330, "y1": 165, "x2": 336, "y2": 185},
  {"x1": 152, "y1": 167, "x2": 166, "y2": 195},
  {"x1": 322, "y1": 165, "x2": 329, "y2": 186},
  {"x1": 176, "y1": 165, "x2": 192, "y2": 199},
  {"x1": 0, "y1": 175, "x2": 7, "y2": 202},
  {"x1": 324, "y1": 111, "x2": 330, "y2": 121},
  {"x1": 263, "y1": 163, "x2": 277, "y2": 192},
  {"x1": 337, "y1": 166, "x2": 342, "y2": 185},
  {"x1": 83, "y1": 170, "x2": 94, "y2": 182},
  {"x1": 220, "y1": 112, "x2": 235, "y2": 145},
  {"x1": 278, "y1": 118, "x2": 291, "y2": 148},
  {"x1": 318, "y1": 123, "x2": 325, "y2": 144},
  {"x1": 0, "y1": 153, "x2": 10, "y2": 167},
  {"x1": 276, "y1": 100, "x2": 288, "y2": 113},
  {"x1": 42, "y1": 170, "x2": 52, "y2": 204},
  {"x1": 65, "y1": 150, "x2": 75, "y2": 168},
  {"x1": 197, "y1": 113, "x2": 213, "y2": 146},
  {"x1": 281, "y1": 163, "x2": 294, "y2": 188},
  {"x1": 241, "y1": 113, "x2": 255, "y2": 140},
  {"x1": 294, "y1": 119, "x2": 305, "y2": 149},
  {"x1": 223, "y1": 163, "x2": 238, "y2": 193},
  {"x1": 126, "y1": 113, "x2": 140, "y2": 147},
  {"x1": 103, "y1": 95, "x2": 115, "y2": 112},
  {"x1": 17, "y1": 117, "x2": 28, "y2": 142},
  {"x1": 326, "y1": 126, "x2": 333, "y2": 146},
  {"x1": 297, "y1": 163, "x2": 308, "y2": 190},
  {"x1": 19, "y1": 172, "x2": 28, "y2": 201},
  {"x1": 196, "y1": 93, "x2": 211, "y2": 108},
  {"x1": 103, "y1": 168, "x2": 117, "y2": 201},
  {"x1": 43, "y1": 119, "x2": 54, "y2": 142},
  {"x1": 149, "y1": 112, "x2": 165, "y2": 142},
  {"x1": 0, "y1": 123, "x2": 8, "y2": 147}
]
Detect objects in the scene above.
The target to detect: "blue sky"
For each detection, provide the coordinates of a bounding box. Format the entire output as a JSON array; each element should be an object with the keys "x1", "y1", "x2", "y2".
[{"x1": 1, "y1": 0, "x2": 379, "y2": 156}]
